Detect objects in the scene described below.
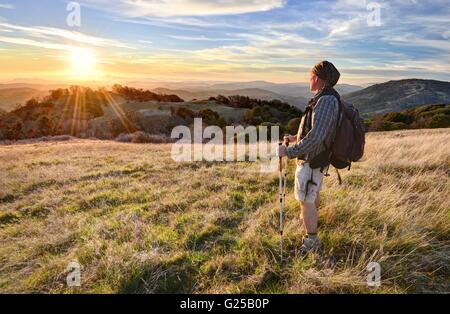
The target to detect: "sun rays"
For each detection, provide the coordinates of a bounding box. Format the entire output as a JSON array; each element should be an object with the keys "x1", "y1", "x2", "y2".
[
  {"x1": 48, "y1": 86, "x2": 136, "y2": 138},
  {"x1": 101, "y1": 90, "x2": 135, "y2": 134}
]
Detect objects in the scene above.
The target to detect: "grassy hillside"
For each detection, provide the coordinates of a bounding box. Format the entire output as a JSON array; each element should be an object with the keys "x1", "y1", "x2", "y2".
[
  {"x1": 344, "y1": 79, "x2": 450, "y2": 117},
  {"x1": 0, "y1": 129, "x2": 448, "y2": 293},
  {"x1": 121, "y1": 100, "x2": 248, "y2": 124}
]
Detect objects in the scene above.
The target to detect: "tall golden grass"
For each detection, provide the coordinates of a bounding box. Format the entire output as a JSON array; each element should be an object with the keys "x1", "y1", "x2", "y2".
[{"x1": 0, "y1": 128, "x2": 448, "y2": 293}]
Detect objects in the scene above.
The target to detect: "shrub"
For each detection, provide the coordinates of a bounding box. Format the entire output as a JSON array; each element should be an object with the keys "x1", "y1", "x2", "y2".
[
  {"x1": 216, "y1": 95, "x2": 230, "y2": 105},
  {"x1": 426, "y1": 114, "x2": 450, "y2": 128},
  {"x1": 174, "y1": 107, "x2": 196, "y2": 121},
  {"x1": 199, "y1": 108, "x2": 226, "y2": 127},
  {"x1": 383, "y1": 112, "x2": 414, "y2": 124},
  {"x1": 115, "y1": 132, "x2": 171, "y2": 143}
]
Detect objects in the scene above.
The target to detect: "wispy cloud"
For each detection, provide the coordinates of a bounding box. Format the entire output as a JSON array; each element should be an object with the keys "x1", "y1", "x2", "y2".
[
  {"x1": 0, "y1": 3, "x2": 14, "y2": 9},
  {"x1": 168, "y1": 34, "x2": 243, "y2": 42},
  {"x1": 0, "y1": 36, "x2": 74, "y2": 51},
  {"x1": 82, "y1": 0, "x2": 286, "y2": 17},
  {"x1": 0, "y1": 22, "x2": 135, "y2": 49},
  {"x1": 118, "y1": 16, "x2": 242, "y2": 31}
]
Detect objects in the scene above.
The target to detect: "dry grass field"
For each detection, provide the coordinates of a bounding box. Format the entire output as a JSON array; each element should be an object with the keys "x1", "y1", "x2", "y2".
[{"x1": 0, "y1": 129, "x2": 449, "y2": 293}]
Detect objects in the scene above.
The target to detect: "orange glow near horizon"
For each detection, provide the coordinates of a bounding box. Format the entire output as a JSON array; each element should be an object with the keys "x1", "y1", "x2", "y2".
[{"x1": 0, "y1": 47, "x2": 440, "y2": 87}]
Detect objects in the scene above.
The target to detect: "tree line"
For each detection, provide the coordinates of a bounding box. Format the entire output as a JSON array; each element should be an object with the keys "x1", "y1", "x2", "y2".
[{"x1": 366, "y1": 104, "x2": 450, "y2": 131}]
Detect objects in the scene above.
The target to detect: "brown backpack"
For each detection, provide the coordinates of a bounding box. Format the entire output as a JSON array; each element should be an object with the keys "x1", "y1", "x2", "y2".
[{"x1": 331, "y1": 100, "x2": 366, "y2": 170}]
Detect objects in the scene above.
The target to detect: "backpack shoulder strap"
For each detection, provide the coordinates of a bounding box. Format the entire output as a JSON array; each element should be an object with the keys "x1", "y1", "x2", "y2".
[
  {"x1": 302, "y1": 87, "x2": 342, "y2": 139},
  {"x1": 300, "y1": 104, "x2": 313, "y2": 139}
]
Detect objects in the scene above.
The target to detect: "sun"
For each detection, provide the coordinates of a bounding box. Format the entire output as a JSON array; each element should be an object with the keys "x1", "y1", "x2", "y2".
[{"x1": 67, "y1": 48, "x2": 99, "y2": 80}]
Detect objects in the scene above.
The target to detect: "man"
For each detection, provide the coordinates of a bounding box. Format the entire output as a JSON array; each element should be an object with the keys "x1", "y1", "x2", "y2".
[{"x1": 278, "y1": 60, "x2": 341, "y2": 255}]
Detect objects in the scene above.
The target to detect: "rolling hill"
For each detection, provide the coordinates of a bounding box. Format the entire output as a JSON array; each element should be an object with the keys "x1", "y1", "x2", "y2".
[
  {"x1": 343, "y1": 79, "x2": 450, "y2": 117},
  {"x1": 0, "y1": 86, "x2": 302, "y2": 141}
]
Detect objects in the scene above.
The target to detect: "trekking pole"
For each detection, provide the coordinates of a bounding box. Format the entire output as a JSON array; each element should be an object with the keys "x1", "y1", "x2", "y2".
[
  {"x1": 278, "y1": 143, "x2": 283, "y2": 263},
  {"x1": 278, "y1": 140, "x2": 289, "y2": 263}
]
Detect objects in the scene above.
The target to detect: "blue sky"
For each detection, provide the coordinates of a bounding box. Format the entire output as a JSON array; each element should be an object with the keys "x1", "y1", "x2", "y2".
[{"x1": 0, "y1": 0, "x2": 449, "y2": 84}]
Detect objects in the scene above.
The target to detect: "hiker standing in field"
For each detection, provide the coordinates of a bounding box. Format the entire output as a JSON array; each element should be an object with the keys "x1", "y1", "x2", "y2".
[{"x1": 278, "y1": 61, "x2": 341, "y2": 255}]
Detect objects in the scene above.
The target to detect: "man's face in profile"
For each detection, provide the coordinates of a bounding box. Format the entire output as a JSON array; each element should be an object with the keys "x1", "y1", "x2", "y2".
[{"x1": 310, "y1": 72, "x2": 320, "y2": 92}]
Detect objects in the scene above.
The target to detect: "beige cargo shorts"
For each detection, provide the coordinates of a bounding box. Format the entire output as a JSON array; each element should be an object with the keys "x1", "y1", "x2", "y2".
[{"x1": 294, "y1": 162, "x2": 324, "y2": 204}]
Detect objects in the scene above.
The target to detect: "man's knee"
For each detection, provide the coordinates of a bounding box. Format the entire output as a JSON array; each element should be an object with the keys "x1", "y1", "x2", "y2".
[
  {"x1": 300, "y1": 200, "x2": 316, "y2": 209},
  {"x1": 300, "y1": 194, "x2": 320, "y2": 208}
]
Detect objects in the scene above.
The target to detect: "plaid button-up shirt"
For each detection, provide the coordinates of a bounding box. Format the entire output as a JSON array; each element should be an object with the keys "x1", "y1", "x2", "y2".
[{"x1": 286, "y1": 95, "x2": 339, "y2": 163}]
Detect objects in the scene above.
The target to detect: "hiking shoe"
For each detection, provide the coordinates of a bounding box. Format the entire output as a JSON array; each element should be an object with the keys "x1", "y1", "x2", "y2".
[{"x1": 299, "y1": 234, "x2": 322, "y2": 255}]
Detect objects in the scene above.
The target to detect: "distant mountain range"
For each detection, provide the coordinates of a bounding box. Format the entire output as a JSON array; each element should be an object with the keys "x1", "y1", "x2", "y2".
[
  {"x1": 153, "y1": 87, "x2": 309, "y2": 109},
  {"x1": 152, "y1": 81, "x2": 363, "y2": 108},
  {"x1": 0, "y1": 83, "x2": 67, "y2": 91},
  {"x1": 203, "y1": 81, "x2": 363, "y2": 97},
  {"x1": 149, "y1": 81, "x2": 363, "y2": 110}
]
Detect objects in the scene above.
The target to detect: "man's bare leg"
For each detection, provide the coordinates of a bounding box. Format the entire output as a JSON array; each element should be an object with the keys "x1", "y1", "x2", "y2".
[
  {"x1": 300, "y1": 201, "x2": 318, "y2": 234},
  {"x1": 300, "y1": 192, "x2": 319, "y2": 232}
]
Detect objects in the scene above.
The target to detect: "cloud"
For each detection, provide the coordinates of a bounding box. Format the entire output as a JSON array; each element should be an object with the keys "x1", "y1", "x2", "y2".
[
  {"x1": 115, "y1": 0, "x2": 449, "y2": 83},
  {"x1": 82, "y1": 0, "x2": 285, "y2": 17},
  {"x1": 326, "y1": 17, "x2": 367, "y2": 39},
  {"x1": 0, "y1": 22, "x2": 135, "y2": 49},
  {"x1": 0, "y1": 3, "x2": 14, "y2": 9},
  {"x1": 0, "y1": 36, "x2": 74, "y2": 51},
  {"x1": 384, "y1": 34, "x2": 450, "y2": 53},
  {"x1": 168, "y1": 34, "x2": 243, "y2": 41}
]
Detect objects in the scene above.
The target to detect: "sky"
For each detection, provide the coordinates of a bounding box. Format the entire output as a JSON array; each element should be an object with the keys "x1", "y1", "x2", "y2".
[{"x1": 0, "y1": 0, "x2": 449, "y2": 85}]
